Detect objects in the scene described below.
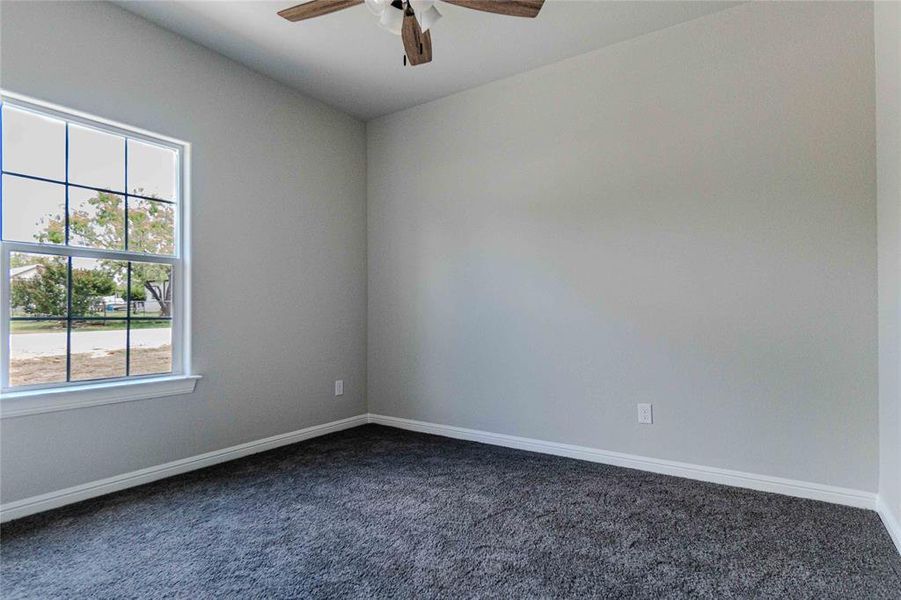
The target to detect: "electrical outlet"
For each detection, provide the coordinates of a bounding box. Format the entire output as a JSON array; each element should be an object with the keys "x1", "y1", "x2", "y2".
[
  {"x1": 334, "y1": 380, "x2": 344, "y2": 397},
  {"x1": 637, "y1": 403, "x2": 653, "y2": 424}
]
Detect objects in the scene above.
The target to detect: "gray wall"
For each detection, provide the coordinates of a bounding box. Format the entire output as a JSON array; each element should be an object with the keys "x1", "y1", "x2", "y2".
[
  {"x1": 0, "y1": 0, "x2": 885, "y2": 506},
  {"x1": 0, "y1": 1, "x2": 367, "y2": 503},
  {"x1": 876, "y1": 0, "x2": 901, "y2": 520},
  {"x1": 367, "y1": 2, "x2": 878, "y2": 491}
]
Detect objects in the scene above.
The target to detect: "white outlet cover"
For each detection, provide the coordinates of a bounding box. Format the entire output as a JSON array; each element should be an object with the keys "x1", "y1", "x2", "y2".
[
  {"x1": 637, "y1": 403, "x2": 653, "y2": 424},
  {"x1": 334, "y1": 380, "x2": 344, "y2": 397}
]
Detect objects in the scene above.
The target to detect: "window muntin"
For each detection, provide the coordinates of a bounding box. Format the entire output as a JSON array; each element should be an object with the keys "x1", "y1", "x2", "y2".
[{"x1": 1, "y1": 98, "x2": 185, "y2": 391}]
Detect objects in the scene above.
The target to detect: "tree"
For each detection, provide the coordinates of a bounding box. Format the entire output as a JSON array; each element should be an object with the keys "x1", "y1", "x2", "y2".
[
  {"x1": 35, "y1": 190, "x2": 175, "y2": 317},
  {"x1": 10, "y1": 260, "x2": 67, "y2": 317},
  {"x1": 72, "y1": 268, "x2": 118, "y2": 314},
  {"x1": 10, "y1": 259, "x2": 117, "y2": 316}
]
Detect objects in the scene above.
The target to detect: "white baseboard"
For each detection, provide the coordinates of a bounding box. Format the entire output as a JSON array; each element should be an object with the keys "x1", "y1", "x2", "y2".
[
  {"x1": 876, "y1": 497, "x2": 901, "y2": 555},
  {"x1": 367, "y1": 414, "x2": 878, "y2": 510},
  {"x1": 3, "y1": 410, "x2": 894, "y2": 556},
  {"x1": 0, "y1": 414, "x2": 368, "y2": 523}
]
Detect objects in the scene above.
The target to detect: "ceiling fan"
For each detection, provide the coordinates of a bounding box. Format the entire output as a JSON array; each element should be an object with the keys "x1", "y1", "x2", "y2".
[{"x1": 278, "y1": 0, "x2": 545, "y2": 66}]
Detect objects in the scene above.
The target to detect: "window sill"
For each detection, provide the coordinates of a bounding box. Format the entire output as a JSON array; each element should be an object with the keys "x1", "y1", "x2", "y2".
[{"x1": 0, "y1": 375, "x2": 201, "y2": 419}]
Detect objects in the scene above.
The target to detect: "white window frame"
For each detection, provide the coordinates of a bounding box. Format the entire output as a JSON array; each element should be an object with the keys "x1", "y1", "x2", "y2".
[{"x1": 0, "y1": 91, "x2": 198, "y2": 418}]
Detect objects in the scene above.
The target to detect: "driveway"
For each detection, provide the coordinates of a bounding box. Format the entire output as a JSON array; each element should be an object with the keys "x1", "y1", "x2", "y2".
[{"x1": 12, "y1": 328, "x2": 171, "y2": 358}]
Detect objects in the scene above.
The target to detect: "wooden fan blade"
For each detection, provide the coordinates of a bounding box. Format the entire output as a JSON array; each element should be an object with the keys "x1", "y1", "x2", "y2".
[
  {"x1": 441, "y1": 0, "x2": 543, "y2": 18},
  {"x1": 278, "y1": 0, "x2": 363, "y2": 22},
  {"x1": 402, "y1": 10, "x2": 433, "y2": 66}
]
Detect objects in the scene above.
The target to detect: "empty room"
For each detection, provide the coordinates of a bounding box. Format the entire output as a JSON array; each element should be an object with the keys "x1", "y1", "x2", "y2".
[{"x1": 1, "y1": 0, "x2": 900, "y2": 597}]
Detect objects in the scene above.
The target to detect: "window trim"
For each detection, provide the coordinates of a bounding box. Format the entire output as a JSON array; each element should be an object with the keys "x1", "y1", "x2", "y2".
[
  {"x1": 0, "y1": 375, "x2": 201, "y2": 419},
  {"x1": 0, "y1": 90, "x2": 196, "y2": 411}
]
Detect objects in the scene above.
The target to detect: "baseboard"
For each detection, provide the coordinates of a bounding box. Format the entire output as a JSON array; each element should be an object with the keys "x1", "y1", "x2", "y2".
[
  {"x1": 0, "y1": 414, "x2": 368, "y2": 523},
  {"x1": 876, "y1": 497, "x2": 901, "y2": 555},
  {"x1": 1, "y1": 411, "x2": 887, "y2": 534},
  {"x1": 367, "y1": 414, "x2": 878, "y2": 510}
]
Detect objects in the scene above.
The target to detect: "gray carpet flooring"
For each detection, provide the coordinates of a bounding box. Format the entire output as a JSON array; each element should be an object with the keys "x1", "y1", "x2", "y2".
[{"x1": 1, "y1": 424, "x2": 899, "y2": 599}]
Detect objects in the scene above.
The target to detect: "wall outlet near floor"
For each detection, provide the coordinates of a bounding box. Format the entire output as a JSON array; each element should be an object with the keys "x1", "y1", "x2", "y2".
[
  {"x1": 334, "y1": 380, "x2": 344, "y2": 397},
  {"x1": 637, "y1": 403, "x2": 653, "y2": 424}
]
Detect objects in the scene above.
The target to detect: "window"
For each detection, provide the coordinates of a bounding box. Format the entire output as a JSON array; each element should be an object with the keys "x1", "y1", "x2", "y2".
[{"x1": 1, "y1": 93, "x2": 193, "y2": 403}]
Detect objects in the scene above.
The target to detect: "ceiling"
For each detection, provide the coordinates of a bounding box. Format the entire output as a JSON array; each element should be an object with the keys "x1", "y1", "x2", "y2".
[{"x1": 118, "y1": 1, "x2": 741, "y2": 120}]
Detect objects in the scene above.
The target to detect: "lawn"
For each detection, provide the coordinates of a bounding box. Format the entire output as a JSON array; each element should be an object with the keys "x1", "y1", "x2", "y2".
[{"x1": 11, "y1": 320, "x2": 171, "y2": 334}]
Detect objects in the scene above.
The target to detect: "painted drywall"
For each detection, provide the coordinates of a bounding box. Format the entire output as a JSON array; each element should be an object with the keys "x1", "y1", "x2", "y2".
[
  {"x1": 877, "y1": 0, "x2": 901, "y2": 525},
  {"x1": 367, "y1": 2, "x2": 878, "y2": 490},
  {"x1": 0, "y1": 1, "x2": 367, "y2": 504}
]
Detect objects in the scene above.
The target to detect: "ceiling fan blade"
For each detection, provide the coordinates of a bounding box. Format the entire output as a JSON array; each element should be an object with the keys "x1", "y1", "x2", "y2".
[
  {"x1": 402, "y1": 9, "x2": 433, "y2": 65},
  {"x1": 440, "y1": 0, "x2": 543, "y2": 18},
  {"x1": 278, "y1": 0, "x2": 363, "y2": 22}
]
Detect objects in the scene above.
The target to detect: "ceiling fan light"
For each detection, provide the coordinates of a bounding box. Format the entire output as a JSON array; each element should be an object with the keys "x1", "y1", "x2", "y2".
[
  {"x1": 416, "y1": 5, "x2": 442, "y2": 32},
  {"x1": 409, "y1": 0, "x2": 435, "y2": 15},
  {"x1": 364, "y1": 0, "x2": 388, "y2": 16},
  {"x1": 378, "y1": 4, "x2": 404, "y2": 35}
]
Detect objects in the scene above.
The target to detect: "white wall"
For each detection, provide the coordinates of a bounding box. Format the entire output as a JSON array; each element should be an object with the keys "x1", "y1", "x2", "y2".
[
  {"x1": 876, "y1": 0, "x2": 901, "y2": 526},
  {"x1": 367, "y1": 2, "x2": 878, "y2": 491},
  {"x1": 0, "y1": 1, "x2": 367, "y2": 503}
]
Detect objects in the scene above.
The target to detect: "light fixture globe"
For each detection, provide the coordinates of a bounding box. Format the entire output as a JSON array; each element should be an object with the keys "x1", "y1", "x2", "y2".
[
  {"x1": 416, "y1": 5, "x2": 441, "y2": 32},
  {"x1": 365, "y1": 0, "x2": 388, "y2": 16},
  {"x1": 378, "y1": 0, "x2": 404, "y2": 35}
]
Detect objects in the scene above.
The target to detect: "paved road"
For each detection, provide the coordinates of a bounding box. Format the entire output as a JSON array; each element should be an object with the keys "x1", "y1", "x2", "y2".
[{"x1": 12, "y1": 328, "x2": 170, "y2": 357}]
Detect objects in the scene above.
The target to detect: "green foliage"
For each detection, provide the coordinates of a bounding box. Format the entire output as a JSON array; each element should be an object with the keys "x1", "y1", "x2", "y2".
[
  {"x1": 36, "y1": 189, "x2": 174, "y2": 256},
  {"x1": 10, "y1": 259, "x2": 118, "y2": 316},
  {"x1": 26, "y1": 189, "x2": 175, "y2": 317},
  {"x1": 41, "y1": 220, "x2": 66, "y2": 245},
  {"x1": 71, "y1": 268, "x2": 117, "y2": 315},
  {"x1": 10, "y1": 260, "x2": 67, "y2": 317},
  {"x1": 128, "y1": 197, "x2": 175, "y2": 255},
  {"x1": 10, "y1": 253, "x2": 35, "y2": 268}
]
